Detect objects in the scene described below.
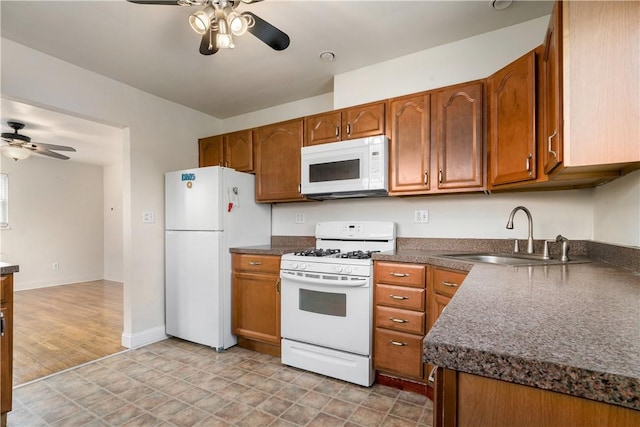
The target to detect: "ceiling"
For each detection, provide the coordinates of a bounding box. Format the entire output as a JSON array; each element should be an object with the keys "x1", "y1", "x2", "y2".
[{"x1": 0, "y1": 0, "x2": 553, "y2": 165}]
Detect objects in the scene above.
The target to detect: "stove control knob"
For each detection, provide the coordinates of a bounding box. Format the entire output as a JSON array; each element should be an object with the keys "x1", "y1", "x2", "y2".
[
  {"x1": 335, "y1": 265, "x2": 343, "y2": 273},
  {"x1": 290, "y1": 263, "x2": 298, "y2": 270},
  {"x1": 344, "y1": 266, "x2": 353, "y2": 274},
  {"x1": 300, "y1": 263, "x2": 307, "y2": 270}
]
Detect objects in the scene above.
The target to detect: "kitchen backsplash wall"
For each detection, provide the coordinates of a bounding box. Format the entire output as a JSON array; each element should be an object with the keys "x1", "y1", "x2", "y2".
[{"x1": 273, "y1": 187, "x2": 594, "y2": 241}]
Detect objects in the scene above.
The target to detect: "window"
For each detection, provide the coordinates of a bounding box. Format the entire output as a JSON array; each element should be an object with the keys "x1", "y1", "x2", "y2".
[{"x1": 0, "y1": 174, "x2": 7, "y2": 227}]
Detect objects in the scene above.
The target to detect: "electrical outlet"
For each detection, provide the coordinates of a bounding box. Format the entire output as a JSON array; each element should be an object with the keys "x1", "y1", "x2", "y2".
[
  {"x1": 414, "y1": 210, "x2": 429, "y2": 223},
  {"x1": 295, "y1": 213, "x2": 305, "y2": 224},
  {"x1": 52, "y1": 262, "x2": 59, "y2": 270}
]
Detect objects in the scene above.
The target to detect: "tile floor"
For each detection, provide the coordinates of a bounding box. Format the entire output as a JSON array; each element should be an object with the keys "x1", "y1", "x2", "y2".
[{"x1": 9, "y1": 338, "x2": 434, "y2": 427}]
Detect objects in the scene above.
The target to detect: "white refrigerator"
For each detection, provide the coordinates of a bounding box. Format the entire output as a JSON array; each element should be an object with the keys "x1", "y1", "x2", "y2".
[{"x1": 165, "y1": 166, "x2": 271, "y2": 349}]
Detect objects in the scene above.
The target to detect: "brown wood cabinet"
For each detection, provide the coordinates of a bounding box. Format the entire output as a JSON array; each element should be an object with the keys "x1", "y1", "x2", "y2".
[
  {"x1": 433, "y1": 81, "x2": 485, "y2": 191},
  {"x1": 373, "y1": 262, "x2": 426, "y2": 381},
  {"x1": 388, "y1": 81, "x2": 485, "y2": 195},
  {"x1": 198, "y1": 135, "x2": 224, "y2": 168},
  {"x1": 304, "y1": 102, "x2": 385, "y2": 146},
  {"x1": 426, "y1": 267, "x2": 466, "y2": 391},
  {"x1": 388, "y1": 92, "x2": 432, "y2": 194},
  {"x1": 224, "y1": 129, "x2": 254, "y2": 172},
  {"x1": 0, "y1": 274, "x2": 13, "y2": 427},
  {"x1": 198, "y1": 130, "x2": 254, "y2": 172},
  {"x1": 434, "y1": 368, "x2": 640, "y2": 427},
  {"x1": 254, "y1": 119, "x2": 305, "y2": 203},
  {"x1": 231, "y1": 254, "x2": 281, "y2": 356},
  {"x1": 542, "y1": 0, "x2": 640, "y2": 181},
  {"x1": 488, "y1": 49, "x2": 537, "y2": 187}
]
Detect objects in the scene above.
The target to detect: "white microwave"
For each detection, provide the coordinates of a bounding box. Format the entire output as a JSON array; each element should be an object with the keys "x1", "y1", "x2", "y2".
[{"x1": 301, "y1": 135, "x2": 389, "y2": 199}]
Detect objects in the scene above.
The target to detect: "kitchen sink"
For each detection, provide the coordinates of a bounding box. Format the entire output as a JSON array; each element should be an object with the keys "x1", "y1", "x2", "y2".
[{"x1": 437, "y1": 252, "x2": 590, "y2": 266}]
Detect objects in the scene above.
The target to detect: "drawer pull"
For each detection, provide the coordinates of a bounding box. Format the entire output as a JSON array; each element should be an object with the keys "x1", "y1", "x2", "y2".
[
  {"x1": 442, "y1": 281, "x2": 459, "y2": 288},
  {"x1": 389, "y1": 295, "x2": 409, "y2": 300},
  {"x1": 390, "y1": 317, "x2": 408, "y2": 324},
  {"x1": 390, "y1": 272, "x2": 410, "y2": 277},
  {"x1": 389, "y1": 340, "x2": 407, "y2": 346},
  {"x1": 248, "y1": 261, "x2": 262, "y2": 266}
]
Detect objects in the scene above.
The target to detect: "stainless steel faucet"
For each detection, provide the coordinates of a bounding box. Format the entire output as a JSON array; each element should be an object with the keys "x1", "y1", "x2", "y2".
[{"x1": 506, "y1": 206, "x2": 534, "y2": 254}]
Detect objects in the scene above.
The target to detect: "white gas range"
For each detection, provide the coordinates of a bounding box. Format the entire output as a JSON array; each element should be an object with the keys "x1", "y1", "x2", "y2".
[{"x1": 280, "y1": 221, "x2": 396, "y2": 387}]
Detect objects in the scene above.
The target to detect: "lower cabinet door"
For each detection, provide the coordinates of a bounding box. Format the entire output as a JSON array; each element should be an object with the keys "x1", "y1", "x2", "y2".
[{"x1": 374, "y1": 328, "x2": 424, "y2": 379}]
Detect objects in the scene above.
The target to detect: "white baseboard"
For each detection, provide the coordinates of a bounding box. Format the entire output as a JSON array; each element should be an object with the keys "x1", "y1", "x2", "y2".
[{"x1": 121, "y1": 326, "x2": 167, "y2": 349}]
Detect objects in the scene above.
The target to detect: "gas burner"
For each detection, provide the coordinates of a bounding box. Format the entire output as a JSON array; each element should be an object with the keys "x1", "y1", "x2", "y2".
[
  {"x1": 294, "y1": 248, "x2": 341, "y2": 257},
  {"x1": 340, "y1": 250, "x2": 380, "y2": 260}
]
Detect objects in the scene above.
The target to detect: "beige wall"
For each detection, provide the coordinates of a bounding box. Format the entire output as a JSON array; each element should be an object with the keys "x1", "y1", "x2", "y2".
[{"x1": 0, "y1": 156, "x2": 104, "y2": 291}]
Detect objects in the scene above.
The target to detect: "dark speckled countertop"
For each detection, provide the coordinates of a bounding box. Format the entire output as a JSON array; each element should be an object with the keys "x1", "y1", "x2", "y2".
[
  {"x1": 231, "y1": 237, "x2": 640, "y2": 410},
  {"x1": 415, "y1": 253, "x2": 640, "y2": 411},
  {"x1": 0, "y1": 261, "x2": 19, "y2": 275}
]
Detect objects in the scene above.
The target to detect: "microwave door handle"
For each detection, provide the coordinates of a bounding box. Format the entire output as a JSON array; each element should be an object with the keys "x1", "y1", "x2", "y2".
[{"x1": 280, "y1": 272, "x2": 368, "y2": 288}]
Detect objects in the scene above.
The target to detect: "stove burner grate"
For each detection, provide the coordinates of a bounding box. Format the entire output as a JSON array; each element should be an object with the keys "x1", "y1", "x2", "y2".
[
  {"x1": 340, "y1": 250, "x2": 380, "y2": 259},
  {"x1": 294, "y1": 248, "x2": 341, "y2": 257}
]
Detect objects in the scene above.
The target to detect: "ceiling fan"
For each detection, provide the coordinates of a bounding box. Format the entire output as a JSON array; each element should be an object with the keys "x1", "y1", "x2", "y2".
[
  {"x1": 1, "y1": 121, "x2": 76, "y2": 161},
  {"x1": 127, "y1": 0, "x2": 290, "y2": 55}
]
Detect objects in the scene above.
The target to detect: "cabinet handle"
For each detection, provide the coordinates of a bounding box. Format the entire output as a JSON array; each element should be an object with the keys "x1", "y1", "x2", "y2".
[
  {"x1": 335, "y1": 125, "x2": 340, "y2": 138},
  {"x1": 389, "y1": 340, "x2": 407, "y2": 346},
  {"x1": 438, "y1": 168, "x2": 443, "y2": 184},
  {"x1": 346, "y1": 123, "x2": 351, "y2": 136},
  {"x1": 390, "y1": 272, "x2": 410, "y2": 277},
  {"x1": 389, "y1": 294, "x2": 409, "y2": 300},
  {"x1": 548, "y1": 130, "x2": 558, "y2": 158},
  {"x1": 525, "y1": 153, "x2": 532, "y2": 174},
  {"x1": 0, "y1": 310, "x2": 4, "y2": 337},
  {"x1": 442, "y1": 281, "x2": 459, "y2": 288},
  {"x1": 276, "y1": 278, "x2": 281, "y2": 294},
  {"x1": 390, "y1": 317, "x2": 408, "y2": 324},
  {"x1": 249, "y1": 261, "x2": 262, "y2": 266},
  {"x1": 424, "y1": 170, "x2": 429, "y2": 187},
  {"x1": 427, "y1": 366, "x2": 438, "y2": 383}
]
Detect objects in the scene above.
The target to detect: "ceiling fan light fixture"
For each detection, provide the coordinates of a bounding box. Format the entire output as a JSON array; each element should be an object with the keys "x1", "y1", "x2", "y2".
[
  {"x1": 189, "y1": 7, "x2": 215, "y2": 35},
  {"x1": 216, "y1": 19, "x2": 234, "y2": 48},
  {"x1": 1, "y1": 145, "x2": 31, "y2": 161},
  {"x1": 228, "y1": 12, "x2": 253, "y2": 36}
]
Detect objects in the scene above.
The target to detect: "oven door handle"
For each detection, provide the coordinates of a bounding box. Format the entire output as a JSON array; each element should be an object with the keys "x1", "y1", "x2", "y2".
[{"x1": 280, "y1": 272, "x2": 369, "y2": 288}]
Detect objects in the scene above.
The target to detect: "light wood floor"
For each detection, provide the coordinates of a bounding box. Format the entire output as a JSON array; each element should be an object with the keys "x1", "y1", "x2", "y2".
[{"x1": 13, "y1": 280, "x2": 125, "y2": 386}]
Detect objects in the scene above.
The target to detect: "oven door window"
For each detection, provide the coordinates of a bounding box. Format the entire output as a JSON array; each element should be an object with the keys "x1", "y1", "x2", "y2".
[
  {"x1": 309, "y1": 159, "x2": 360, "y2": 183},
  {"x1": 299, "y1": 289, "x2": 346, "y2": 317}
]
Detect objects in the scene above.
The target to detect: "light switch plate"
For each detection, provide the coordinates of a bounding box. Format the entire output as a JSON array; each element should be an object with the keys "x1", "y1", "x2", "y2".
[
  {"x1": 142, "y1": 211, "x2": 155, "y2": 223},
  {"x1": 295, "y1": 213, "x2": 305, "y2": 224}
]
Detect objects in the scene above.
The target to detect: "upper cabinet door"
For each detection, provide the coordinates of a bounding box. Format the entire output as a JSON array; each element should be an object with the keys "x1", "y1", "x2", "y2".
[
  {"x1": 254, "y1": 119, "x2": 305, "y2": 203},
  {"x1": 433, "y1": 82, "x2": 485, "y2": 191},
  {"x1": 342, "y1": 102, "x2": 386, "y2": 140},
  {"x1": 542, "y1": 0, "x2": 563, "y2": 174},
  {"x1": 304, "y1": 111, "x2": 342, "y2": 146},
  {"x1": 224, "y1": 129, "x2": 254, "y2": 173},
  {"x1": 198, "y1": 135, "x2": 224, "y2": 168},
  {"x1": 388, "y1": 93, "x2": 432, "y2": 194},
  {"x1": 488, "y1": 50, "x2": 537, "y2": 186}
]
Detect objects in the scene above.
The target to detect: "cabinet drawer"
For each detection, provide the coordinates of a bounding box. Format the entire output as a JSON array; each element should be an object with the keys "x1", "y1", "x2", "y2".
[
  {"x1": 232, "y1": 254, "x2": 280, "y2": 273},
  {"x1": 374, "y1": 328, "x2": 424, "y2": 379},
  {"x1": 375, "y1": 306, "x2": 425, "y2": 335},
  {"x1": 432, "y1": 268, "x2": 467, "y2": 298},
  {"x1": 375, "y1": 284, "x2": 426, "y2": 311},
  {"x1": 375, "y1": 262, "x2": 425, "y2": 288}
]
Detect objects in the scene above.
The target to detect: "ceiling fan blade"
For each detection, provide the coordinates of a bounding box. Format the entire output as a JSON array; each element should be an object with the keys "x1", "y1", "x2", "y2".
[
  {"x1": 31, "y1": 147, "x2": 71, "y2": 160},
  {"x1": 244, "y1": 12, "x2": 290, "y2": 51},
  {"x1": 126, "y1": 1, "x2": 182, "y2": 5},
  {"x1": 27, "y1": 142, "x2": 76, "y2": 152},
  {"x1": 199, "y1": 30, "x2": 218, "y2": 55}
]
